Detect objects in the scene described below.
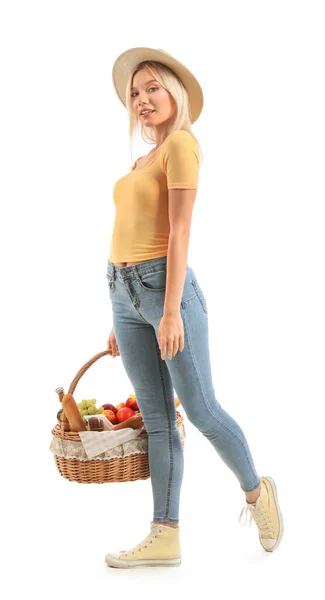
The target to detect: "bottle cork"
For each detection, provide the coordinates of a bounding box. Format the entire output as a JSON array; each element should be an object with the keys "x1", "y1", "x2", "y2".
[{"x1": 55, "y1": 387, "x2": 65, "y2": 402}]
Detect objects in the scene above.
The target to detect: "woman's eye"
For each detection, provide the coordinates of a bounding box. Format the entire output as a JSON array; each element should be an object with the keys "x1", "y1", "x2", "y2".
[{"x1": 131, "y1": 87, "x2": 158, "y2": 97}]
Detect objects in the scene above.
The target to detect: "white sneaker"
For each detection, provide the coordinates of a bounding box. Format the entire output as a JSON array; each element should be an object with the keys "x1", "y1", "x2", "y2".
[{"x1": 105, "y1": 522, "x2": 182, "y2": 568}]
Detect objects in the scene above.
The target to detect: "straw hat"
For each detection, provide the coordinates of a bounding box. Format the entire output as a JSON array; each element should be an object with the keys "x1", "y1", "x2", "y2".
[{"x1": 112, "y1": 47, "x2": 204, "y2": 124}]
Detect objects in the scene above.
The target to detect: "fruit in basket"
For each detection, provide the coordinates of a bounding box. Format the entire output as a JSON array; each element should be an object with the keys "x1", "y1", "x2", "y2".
[
  {"x1": 102, "y1": 409, "x2": 118, "y2": 425},
  {"x1": 115, "y1": 402, "x2": 127, "y2": 411},
  {"x1": 57, "y1": 408, "x2": 64, "y2": 422},
  {"x1": 126, "y1": 394, "x2": 139, "y2": 411},
  {"x1": 77, "y1": 399, "x2": 104, "y2": 416},
  {"x1": 56, "y1": 407, "x2": 70, "y2": 431},
  {"x1": 116, "y1": 407, "x2": 135, "y2": 423},
  {"x1": 101, "y1": 403, "x2": 117, "y2": 413}
]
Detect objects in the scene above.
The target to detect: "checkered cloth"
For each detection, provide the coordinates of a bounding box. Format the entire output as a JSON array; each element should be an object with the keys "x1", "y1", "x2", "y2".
[{"x1": 78, "y1": 427, "x2": 145, "y2": 459}]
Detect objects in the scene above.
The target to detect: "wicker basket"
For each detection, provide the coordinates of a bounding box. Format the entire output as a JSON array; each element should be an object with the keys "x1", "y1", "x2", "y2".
[{"x1": 50, "y1": 350, "x2": 185, "y2": 483}]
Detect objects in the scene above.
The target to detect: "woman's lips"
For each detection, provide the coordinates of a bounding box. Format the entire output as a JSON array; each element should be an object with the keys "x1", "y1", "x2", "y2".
[{"x1": 141, "y1": 110, "x2": 155, "y2": 117}]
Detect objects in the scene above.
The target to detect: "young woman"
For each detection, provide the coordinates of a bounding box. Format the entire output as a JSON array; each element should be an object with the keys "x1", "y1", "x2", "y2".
[{"x1": 104, "y1": 47, "x2": 284, "y2": 568}]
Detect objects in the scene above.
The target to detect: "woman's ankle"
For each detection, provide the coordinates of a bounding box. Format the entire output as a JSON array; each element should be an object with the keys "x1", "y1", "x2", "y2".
[
  {"x1": 153, "y1": 521, "x2": 179, "y2": 528},
  {"x1": 245, "y1": 484, "x2": 261, "y2": 504}
]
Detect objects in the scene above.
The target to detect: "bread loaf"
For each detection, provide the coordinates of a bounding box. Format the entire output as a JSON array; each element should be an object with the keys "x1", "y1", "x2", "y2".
[
  {"x1": 61, "y1": 393, "x2": 86, "y2": 432},
  {"x1": 112, "y1": 413, "x2": 144, "y2": 431}
]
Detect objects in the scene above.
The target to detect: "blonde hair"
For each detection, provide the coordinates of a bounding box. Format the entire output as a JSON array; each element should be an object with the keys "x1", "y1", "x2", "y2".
[{"x1": 125, "y1": 60, "x2": 203, "y2": 166}]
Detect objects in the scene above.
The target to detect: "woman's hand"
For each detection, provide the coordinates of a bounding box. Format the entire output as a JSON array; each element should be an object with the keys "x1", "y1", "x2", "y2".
[
  {"x1": 107, "y1": 327, "x2": 120, "y2": 358},
  {"x1": 158, "y1": 313, "x2": 184, "y2": 360}
]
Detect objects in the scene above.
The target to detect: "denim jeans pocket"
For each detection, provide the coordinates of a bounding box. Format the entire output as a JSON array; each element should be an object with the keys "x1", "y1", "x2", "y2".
[
  {"x1": 191, "y1": 278, "x2": 208, "y2": 314},
  {"x1": 137, "y1": 268, "x2": 167, "y2": 292},
  {"x1": 106, "y1": 273, "x2": 116, "y2": 293}
]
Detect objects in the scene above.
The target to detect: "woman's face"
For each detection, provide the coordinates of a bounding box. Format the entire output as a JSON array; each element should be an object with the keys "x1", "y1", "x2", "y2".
[{"x1": 130, "y1": 67, "x2": 176, "y2": 127}]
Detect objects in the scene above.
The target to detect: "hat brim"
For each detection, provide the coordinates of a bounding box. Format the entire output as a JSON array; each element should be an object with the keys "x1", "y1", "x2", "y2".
[{"x1": 112, "y1": 47, "x2": 203, "y2": 124}]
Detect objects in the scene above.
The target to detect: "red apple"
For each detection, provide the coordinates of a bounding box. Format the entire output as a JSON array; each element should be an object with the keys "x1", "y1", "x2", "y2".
[
  {"x1": 126, "y1": 395, "x2": 139, "y2": 411},
  {"x1": 116, "y1": 407, "x2": 135, "y2": 423},
  {"x1": 102, "y1": 410, "x2": 118, "y2": 425},
  {"x1": 101, "y1": 403, "x2": 117, "y2": 413},
  {"x1": 115, "y1": 402, "x2": 127, "y2": 412}
]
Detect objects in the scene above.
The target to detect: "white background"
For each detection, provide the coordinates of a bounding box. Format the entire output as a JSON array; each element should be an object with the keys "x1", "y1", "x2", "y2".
[{"x1": 1, "y1": 0, "x2": 324, "y2": 597}]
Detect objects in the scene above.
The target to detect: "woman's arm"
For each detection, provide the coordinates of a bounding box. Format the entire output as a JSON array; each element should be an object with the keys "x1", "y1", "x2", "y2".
[{"x1": 163, "y1": 188, "x2": 197, "y2": 316}]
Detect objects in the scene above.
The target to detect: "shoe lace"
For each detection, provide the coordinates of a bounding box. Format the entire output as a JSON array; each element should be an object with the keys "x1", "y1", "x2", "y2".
[
  {"x1": 120, "y1": 524, "x2": 163, "y2": 556},
  {"x1": 239, "y1": 500, "x2": 275, "y2": 536}
]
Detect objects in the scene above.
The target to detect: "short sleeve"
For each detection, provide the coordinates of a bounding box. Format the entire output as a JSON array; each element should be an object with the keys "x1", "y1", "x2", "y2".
[{"x1": 161, "y1": 130, "x2": 200, "y2": 189}]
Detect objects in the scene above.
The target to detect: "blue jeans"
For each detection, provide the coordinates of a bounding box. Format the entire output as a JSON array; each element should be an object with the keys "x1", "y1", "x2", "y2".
[{"x1": 106, "y1": 255, "x2": 261, "y2": 524}]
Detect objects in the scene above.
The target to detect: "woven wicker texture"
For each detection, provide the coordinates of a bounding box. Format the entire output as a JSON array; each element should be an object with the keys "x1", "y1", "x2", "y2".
[{"x1": 51, "y1": 350, "x2": 185, "y2": 483}]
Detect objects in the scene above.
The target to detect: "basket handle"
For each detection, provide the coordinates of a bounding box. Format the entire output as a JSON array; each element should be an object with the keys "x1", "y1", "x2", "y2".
[
  {"x1": 68, "y1": 350, "x2": 111, "y2": 395},
  {"x1": 66, "y1": 349, "x2": 181, "y2": 409}
]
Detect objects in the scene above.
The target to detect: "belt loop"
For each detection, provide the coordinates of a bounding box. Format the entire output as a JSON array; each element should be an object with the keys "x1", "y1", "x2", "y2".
[
  {"x1": 109, "y1": 264, "x2": 115, "y2": 282},
  {"x1": 110, "y1": 269, "x2": 116, "y2": 291},
  {"x1": 108, "y1": 263, "x2": 116, "y2": 291},
  {"x1": 134, "y1": 264, "x2": 141, "y2": 282}
]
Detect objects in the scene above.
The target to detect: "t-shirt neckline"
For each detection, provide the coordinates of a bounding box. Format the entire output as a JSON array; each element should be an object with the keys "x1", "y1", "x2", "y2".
[
  {"x1": 131, "y1": 141, "x2": 166, "y2": 172},
  {"x1": 131, "y1": 130, "x2": 188, "y2": 172}
]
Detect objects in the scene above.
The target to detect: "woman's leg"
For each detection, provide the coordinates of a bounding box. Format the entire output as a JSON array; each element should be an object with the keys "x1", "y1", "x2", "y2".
[
  {"x1": 107, "y1": 256, "x2": 261, "y2": 522},
  {"x1": 133, "y1": 260, "x2": 261, "y2": 497},
  {"x1": 107, "y1": 263, "x2": 184, "y2": 524},
  {"x1": 162, "y1": 300, "x2": 261, "y2": 495}
]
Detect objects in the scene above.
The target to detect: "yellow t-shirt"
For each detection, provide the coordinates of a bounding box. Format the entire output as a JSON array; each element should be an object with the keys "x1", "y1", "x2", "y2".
[{"x1": 108, "y1": 129, "x2": 200, "y2": 263}]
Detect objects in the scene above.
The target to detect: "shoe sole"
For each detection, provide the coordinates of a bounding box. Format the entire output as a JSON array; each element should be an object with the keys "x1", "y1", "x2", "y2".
[
  {"x1": 105, "y1": 554, "x2": 181, "y2": 568},
  {"x1": 260, "y1": 475, "x2": 284, "y2": 552}
]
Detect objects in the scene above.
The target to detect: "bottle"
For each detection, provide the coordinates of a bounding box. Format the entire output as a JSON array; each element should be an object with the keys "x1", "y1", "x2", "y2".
[{"x1": 55, "y1": 387, "x2": 70, "y2": 431}]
